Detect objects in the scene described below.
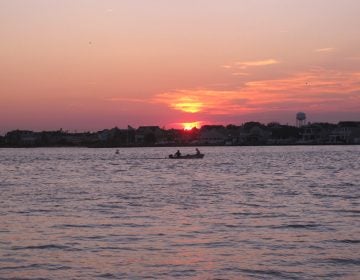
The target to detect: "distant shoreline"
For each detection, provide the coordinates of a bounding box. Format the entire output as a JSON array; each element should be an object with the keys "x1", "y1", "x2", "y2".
[
  {"x1": 1, "y1": 143, "x2": 359, "y2": 148},
  {"x1": 2, "y1": 121, "x2": 359, "y2": 147}
]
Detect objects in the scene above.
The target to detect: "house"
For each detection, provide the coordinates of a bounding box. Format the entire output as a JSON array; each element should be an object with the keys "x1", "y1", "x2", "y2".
[
  {"x1": 328, "y1": 127, "x2": 352, "y2": 144},
  {"x1": 5, "y1": 130, "x2": 40, "y2": 146},
  {"x1": 298, "y1": 123, "x2": 333, "y2": 144},
  {"x1": 237, "y1": 124, "x2": 270, "y2": 145},
  {"x1": 63, "y1": 132, "x2": 98, "y2": 145},
  {"x1": 329, "y1": 122, "x2": 360, "y2": 144},
  {"x1": 135, "y1": 126, "x2": 165, "y2": 144},
  {"x1": 198, "y1": 125, "x2": 227, "y2": 145},
  {"x1": 299, "y1": 125, "x2": 321, "y2": 144},
  {"x1": 97, "y1": 127, "x2": 135, "y2": 146}
]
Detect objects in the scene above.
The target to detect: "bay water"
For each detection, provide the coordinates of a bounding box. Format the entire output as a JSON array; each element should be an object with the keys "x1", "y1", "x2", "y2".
[{"x1": 0, "y1": 146, "x2": 359, "y2": 279}]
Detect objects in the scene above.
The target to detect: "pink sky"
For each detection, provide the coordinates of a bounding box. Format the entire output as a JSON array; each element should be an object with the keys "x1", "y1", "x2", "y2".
[{"x1": 1, "y1": 0, "x2": 360, "y2": 133}]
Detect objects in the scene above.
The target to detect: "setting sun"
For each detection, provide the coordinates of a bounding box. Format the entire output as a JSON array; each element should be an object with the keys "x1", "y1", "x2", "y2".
[{"x1": 182, "y1": 121, "x2": 201, "y2": 130}]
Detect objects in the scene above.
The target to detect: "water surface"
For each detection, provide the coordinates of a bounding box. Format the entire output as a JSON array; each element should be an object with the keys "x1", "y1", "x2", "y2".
[{"x1": 0, "y1": 146, "x2": 359, "y2": 279}]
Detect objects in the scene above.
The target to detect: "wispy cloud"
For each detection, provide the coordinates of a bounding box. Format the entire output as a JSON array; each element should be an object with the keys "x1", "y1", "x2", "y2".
[
  {"x1": 222, "y1": 59, "x2": 280, "y2": 69},
  {"x1": 105, "y1": 97, "x2": 146, "y2": 103},
  {"x1": 222, "y1": 58, "x2": 280, "y2": 77},
  {"x1": 235, "y1": 59, "x2": 280, "y2": 68},
  {"x1": 315, "y1": 47, "x2": 335, "y2": 53},
  {"x1": 346, "y1": 56, "x2": 360, "y2": 61},
  {"x1": 153, "y1": 68, "x2": 360, "y2": 115},
  {"x1": 232, "y1": 72, "x2": 250, "y2": 76}
]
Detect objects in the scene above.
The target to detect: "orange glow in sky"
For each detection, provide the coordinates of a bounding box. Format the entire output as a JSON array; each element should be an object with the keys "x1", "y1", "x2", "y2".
[
  {"x1": 172, "y1": 98, "x2": 203, "y2": 113},
  {"x1": 0, "y1": 1, "x2": 359, "y2": 133}
]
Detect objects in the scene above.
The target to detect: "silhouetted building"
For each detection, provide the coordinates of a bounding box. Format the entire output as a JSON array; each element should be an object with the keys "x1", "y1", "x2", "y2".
[
  {"x1": 2, "y1": 120, "x2": 360, "y2": 147},
  {"x1": 135, "y1": 126, "x2": 164, "y2": 144}
]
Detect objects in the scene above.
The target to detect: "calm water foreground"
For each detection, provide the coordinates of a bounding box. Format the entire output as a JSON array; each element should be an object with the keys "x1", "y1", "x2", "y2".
[{"x1": 0, "y1": 146, "x2": 359, "y2": 279}]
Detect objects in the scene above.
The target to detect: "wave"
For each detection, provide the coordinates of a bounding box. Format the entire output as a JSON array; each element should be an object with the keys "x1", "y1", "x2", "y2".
[{"x1": 11, "y1": 244, "x2": 70, "y2": 250}]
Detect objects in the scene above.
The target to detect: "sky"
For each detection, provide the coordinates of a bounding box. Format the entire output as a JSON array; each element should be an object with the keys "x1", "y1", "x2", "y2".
[{"x1": 1, "y1": 0, "x2": 360, "y2": 133}]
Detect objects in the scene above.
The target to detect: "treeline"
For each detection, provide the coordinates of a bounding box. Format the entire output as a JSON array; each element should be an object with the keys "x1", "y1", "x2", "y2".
[{"x1": 1, "y1": 121, "x2": 359, "y2": 147}]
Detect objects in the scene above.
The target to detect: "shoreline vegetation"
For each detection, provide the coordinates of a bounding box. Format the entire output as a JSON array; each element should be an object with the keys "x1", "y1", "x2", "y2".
[{"x1": 1, "y1": 121, "x2": 359, "y2": 148}]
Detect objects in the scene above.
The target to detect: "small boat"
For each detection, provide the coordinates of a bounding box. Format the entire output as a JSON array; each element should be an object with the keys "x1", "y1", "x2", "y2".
[{"x1": 169, "y1": 153, "x2": 204, "y2": 159}]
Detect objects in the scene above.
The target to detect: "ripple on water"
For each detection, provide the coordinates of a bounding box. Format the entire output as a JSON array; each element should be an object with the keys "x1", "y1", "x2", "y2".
[{"x1": 0, "y1": 146, "x2": 359, "y2": 279}]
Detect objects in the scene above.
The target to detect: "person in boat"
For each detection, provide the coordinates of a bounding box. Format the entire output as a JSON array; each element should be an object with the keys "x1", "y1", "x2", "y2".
[
  {"x1": 195, "y1": 148, "x2": 200, "y2": 155},
  {"x1": 175, "y1": 150, "x2": 181, "y2": 157}
]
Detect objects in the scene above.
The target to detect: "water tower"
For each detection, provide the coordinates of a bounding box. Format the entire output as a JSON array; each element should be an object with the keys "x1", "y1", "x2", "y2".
[{"x1": 296, "y1": 112, "x2": 306, "y2": 127}]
